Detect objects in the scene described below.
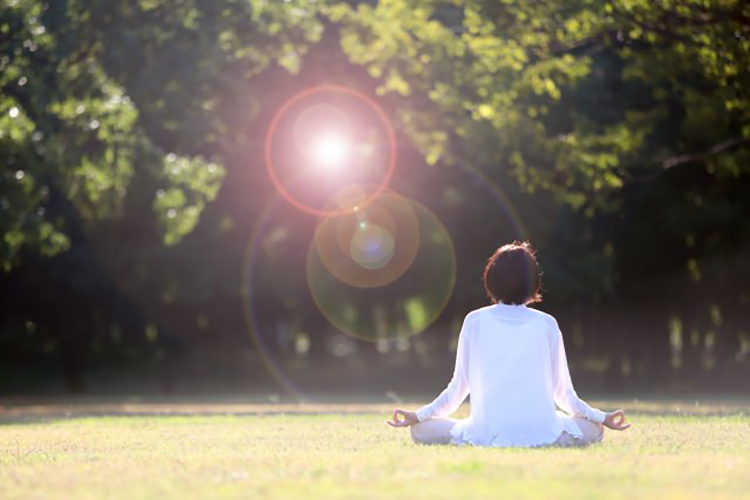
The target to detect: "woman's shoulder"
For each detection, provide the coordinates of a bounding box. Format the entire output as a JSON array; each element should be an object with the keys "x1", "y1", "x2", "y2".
[
  {"x1": 462, "y1": 307, "x2": 490, "y2": 327},
  {"x1": 525, "y1": 307, "x2": 560, "y2": 330},
  {"x1": 471, "y1": 304, "x2": 560, "y2": 330},
  {"x1": 525, "y1": 306, "x2": 557, "y2": 322},
  {"x1": 467, "y1": 305, "x2": 497, "y2": 317}
]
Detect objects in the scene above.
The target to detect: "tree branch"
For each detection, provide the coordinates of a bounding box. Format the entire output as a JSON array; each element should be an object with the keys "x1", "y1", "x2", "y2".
[{"x1": 662, "y1": 136, "x2": 750, "y2": 169}]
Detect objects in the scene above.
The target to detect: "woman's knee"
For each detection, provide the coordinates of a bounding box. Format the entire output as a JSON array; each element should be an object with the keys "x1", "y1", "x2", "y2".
[
  {"x1": 410, "y1": 421, "x2": 440, "y2": 444},
  {"x1": 410, "y1": 422, "x2": 425, "y2": 443},
  {"x1": 410, "y1": 419, "x2": 454, "y2": 445},
  {"x1": 577, "y1": 418, "x2": 604, "y2": 444}
]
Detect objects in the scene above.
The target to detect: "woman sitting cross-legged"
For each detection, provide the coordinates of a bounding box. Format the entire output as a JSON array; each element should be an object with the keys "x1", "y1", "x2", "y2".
[{"x1": 387, "y1": 242, "x2": 630, "y2": 447}]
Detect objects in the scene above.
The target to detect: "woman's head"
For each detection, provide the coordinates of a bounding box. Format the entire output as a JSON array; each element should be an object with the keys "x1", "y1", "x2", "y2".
[{"x1": 483, "y1": 241, "x2": 542, "y2": 305}]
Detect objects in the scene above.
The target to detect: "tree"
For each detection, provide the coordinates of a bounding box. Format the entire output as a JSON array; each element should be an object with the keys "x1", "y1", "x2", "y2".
[
  {"x1": 2, "y1": 0, "x2": 748, "y2": 392},
  {"x1": 1, "y1": 0, "x2": 224, "y2": 390},
  {"x1": 327, "y1": 0, "x2": 750, "y2": 385}
]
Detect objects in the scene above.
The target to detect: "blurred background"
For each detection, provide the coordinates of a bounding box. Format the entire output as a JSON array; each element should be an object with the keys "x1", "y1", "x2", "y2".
[{"x1": 1, "y1": 0, "x2": 748, "y2": 400}]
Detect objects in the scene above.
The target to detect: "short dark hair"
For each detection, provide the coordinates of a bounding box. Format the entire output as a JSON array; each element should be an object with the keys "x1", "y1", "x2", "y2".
[{"x1": 483, "y1": 241, "x2": 542, "y2": 305}]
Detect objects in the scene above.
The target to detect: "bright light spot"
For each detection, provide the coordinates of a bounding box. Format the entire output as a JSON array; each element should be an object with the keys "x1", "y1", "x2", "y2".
[
  {"x1": 311, "y1": 133, "x2": 350, "y2": 169},
  {"x1": 9, "y1": 107, "x2": 19, "y2": 118},
  {"x1": 349, "y1": 223, "x2": 395, "y2": 270}
]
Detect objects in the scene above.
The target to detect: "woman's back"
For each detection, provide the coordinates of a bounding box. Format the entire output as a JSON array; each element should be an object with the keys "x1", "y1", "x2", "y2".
[{"x1": 459, "y1": 305, "x2": 563, "y2": 446}]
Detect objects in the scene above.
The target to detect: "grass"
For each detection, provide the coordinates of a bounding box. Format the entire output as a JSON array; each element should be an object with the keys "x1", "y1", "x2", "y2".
[{"x1": 1, "y1": 399, "x2": 749, "y2": 499}]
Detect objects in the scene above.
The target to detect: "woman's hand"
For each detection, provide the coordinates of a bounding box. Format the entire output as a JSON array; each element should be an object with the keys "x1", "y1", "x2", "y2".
[
  {"x1": 386, "y1": 409, "x2": 420, "y2": 427},
  {"x1": 603, "y1": 409, "x2": 631, "y2": 431}
]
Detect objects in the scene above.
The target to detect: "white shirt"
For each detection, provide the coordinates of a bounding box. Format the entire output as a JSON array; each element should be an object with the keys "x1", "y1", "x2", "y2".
[{"x1": 416, "y1": 303, "x2": 606, "y2": 447}]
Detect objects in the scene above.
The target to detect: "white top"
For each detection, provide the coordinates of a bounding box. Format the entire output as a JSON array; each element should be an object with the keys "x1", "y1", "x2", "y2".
[{"x1": 416, "y1": 303, "x2": 606, "y2": 447}]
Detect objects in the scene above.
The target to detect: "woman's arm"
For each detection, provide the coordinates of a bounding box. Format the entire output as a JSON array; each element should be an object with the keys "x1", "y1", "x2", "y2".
[
  {"x1": 414, "y1": 313, "x2": 474, "y2": 422},
  {"x1": 388, "y1": 313, "x2": 474, "y2": 427},
  {"x1": 549, "y1": 317, "x2": 607, "y2": 424}
]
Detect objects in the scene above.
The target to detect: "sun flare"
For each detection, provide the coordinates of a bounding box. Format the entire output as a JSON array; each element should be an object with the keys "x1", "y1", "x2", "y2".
[{"x1": 310, "y1": 133, "x2": 350, "y2": 169}]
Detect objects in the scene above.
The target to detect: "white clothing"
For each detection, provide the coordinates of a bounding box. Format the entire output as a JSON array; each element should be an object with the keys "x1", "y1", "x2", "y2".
[
  {"x1": 415, "y1": 303, "x2": 606, "y2": 447},
  {"x1": 411, "y1": 416, "x2": 604, "y2": 447}
]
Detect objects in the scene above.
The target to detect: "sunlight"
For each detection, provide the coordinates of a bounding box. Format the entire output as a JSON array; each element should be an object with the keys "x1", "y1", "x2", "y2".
[{"x1": 310, "y1": 132, "x2": 350, "y2": 170}]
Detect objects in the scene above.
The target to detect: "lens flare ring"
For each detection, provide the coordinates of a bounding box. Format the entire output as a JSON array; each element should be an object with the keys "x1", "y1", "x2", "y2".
[
  {"x1": 454, "y1": 162, "x2": 535, "y2": 298},
  {"x1": 307, "y1": 193, "x2": 457, "y2": 342},
  {"x1": 265, "y1": 85, "x2": 397, "y2": 217},
  {"x1": 241, "y1": 194, "x2": 308, "y2": 400},
  {"x1": 313, "y1": 189, "x2": 421, "y2": 289}
]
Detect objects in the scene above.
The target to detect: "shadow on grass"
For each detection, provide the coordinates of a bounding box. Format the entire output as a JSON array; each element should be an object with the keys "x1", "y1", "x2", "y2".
[{"x1": 1, "y1": 395, "x2": 748, "y2": 426}]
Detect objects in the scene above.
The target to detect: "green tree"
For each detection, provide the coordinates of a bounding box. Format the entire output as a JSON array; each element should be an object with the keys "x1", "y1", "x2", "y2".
[
  {"x1": 2, "y1": 0, "x2": 748, "y2": 392},
  {"x1": 328, "y1": 0, "x2": 749, "y2": 206},
  {"x1": 326, "y1": 0, "x2": 750, "y2": 386}
]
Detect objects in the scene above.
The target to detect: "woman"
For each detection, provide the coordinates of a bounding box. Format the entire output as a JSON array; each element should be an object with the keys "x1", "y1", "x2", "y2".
[{"x1": 387, "y1": 242, "x2": 630, "y2": 447}]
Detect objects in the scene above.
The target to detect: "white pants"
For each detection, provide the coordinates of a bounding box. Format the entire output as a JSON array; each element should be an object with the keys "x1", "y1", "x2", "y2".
[{"x1": 410, "y1": 417, "x2": 604, "y2": 447}]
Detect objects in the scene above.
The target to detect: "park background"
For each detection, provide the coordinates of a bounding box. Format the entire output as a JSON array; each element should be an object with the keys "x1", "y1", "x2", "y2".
[{"x1": 1, "y1": 0, "x2": 749, "y2": 402}]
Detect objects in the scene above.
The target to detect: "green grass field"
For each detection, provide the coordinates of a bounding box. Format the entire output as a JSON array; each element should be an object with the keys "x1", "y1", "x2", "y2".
[{"x1": 1, "y1": 399, "x2": 748, "y2": 499}]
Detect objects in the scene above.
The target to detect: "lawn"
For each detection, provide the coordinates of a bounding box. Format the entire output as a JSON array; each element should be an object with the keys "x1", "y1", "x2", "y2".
[{"x1": 1, "y1": 399, "x2": 748, "y2": 499}]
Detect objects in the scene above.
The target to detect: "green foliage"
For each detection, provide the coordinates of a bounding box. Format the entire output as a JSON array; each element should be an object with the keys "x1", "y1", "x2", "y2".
[
  {"x1": 153, "y1": 154, "x2": 223, "y2": 246},
  {"x1": 1, "y1": 0, "x2": 748, "y2": 388},
  {"x1": 0, "y1": 0, "x2": 229, "y2": 269},
  {"x1": 329, "y1": 0, "x2": 750, "y2": 207},
  {"x1": 5, "y1": 0, "x2": 747, "y2": 269}
]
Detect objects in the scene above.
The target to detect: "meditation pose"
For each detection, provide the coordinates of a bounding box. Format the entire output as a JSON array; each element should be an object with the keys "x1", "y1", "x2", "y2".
[{"x1": 388, "y1": 242, "x2": 630, "y2": 447}]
